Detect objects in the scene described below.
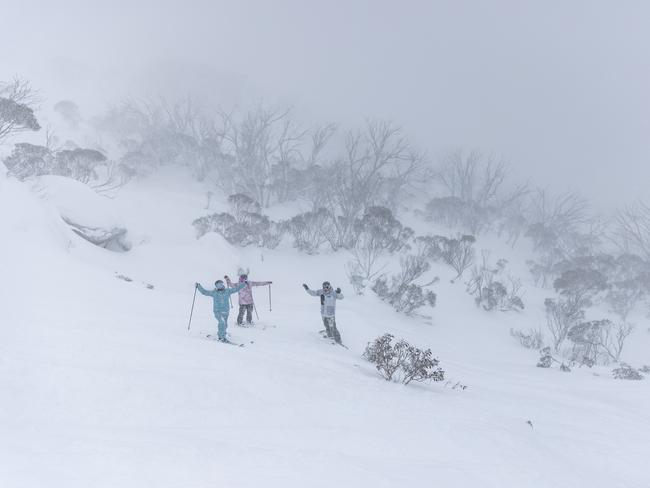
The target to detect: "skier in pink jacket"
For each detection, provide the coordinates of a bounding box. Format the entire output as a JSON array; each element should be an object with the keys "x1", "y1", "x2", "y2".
[{"x1": 225, "y1": 274, "x2": 272, "y2": 326}]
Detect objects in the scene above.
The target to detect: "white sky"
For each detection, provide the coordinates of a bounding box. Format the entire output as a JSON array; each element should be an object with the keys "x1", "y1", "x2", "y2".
[{"x1": 2, "y1": 0, "x2": 649, "y2": 208}]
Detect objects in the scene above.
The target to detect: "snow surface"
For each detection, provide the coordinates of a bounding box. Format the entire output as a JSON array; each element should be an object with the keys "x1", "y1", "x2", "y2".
[{"x1": 1, "y1": 169, "x2": 649, "y2": 488}]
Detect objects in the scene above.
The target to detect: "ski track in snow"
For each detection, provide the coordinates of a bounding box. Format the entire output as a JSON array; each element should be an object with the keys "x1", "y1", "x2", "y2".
[{"x1": 1, "y1": 169, "x2": 649, "y2": 488}]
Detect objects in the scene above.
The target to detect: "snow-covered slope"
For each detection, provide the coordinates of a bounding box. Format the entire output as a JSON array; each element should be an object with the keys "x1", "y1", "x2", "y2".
[{"x1": 1, "y1": 170, "x2": 649, "y2": 488}]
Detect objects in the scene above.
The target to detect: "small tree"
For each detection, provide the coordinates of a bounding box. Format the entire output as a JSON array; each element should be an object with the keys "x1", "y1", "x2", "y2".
[
  {"x1": 346, "y1": 206, "x2": 413, "y2": 288},
  {"x1": 614, "y1": 202, "x2": 650, "y2": 261},
  {"x1": 439, "y1": 234, "x2": 476, "y2": 279},
  {"x1": 544, "y1": 298, "x2": 584, "y2": 352},
  {"x1": 372, "y1": 252, "x2": 437, "y2": 315},
  {"x1": 466, "y1": 254, "x2": 524, "y2": 312}
]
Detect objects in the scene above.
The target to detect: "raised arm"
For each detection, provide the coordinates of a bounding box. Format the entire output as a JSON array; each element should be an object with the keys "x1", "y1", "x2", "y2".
[
  {"x1": 196, "y1": 283, "x2": 212, "y2": 296},
  {"x1": 227, "y1": 282, "x2": 246, "y2": 295},
  {"x1": 250, "y1": 281, "x2": 272, "y2": 287},
  {"x1": 224, "y1": 275, "x2": 233, "y2": 287},
  {"x1": 303, "y1": 284, "x2": 320, "y2": 297},
  {"x1": 335, "y1": 287, "x2": 344, "y2": 300}
]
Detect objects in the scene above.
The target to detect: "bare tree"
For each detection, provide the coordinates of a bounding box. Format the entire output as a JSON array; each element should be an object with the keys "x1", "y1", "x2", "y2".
[
  {"x1": 212, "y1": 106, "x2": 308, "y2": 207},
  {"x1": 322, "y1": 119, "x2": 424, "y2": 249},
  {"x1": 614, "y1": 202, "x2": 650, "y2": 261},
  {"x1": 431, "y1": 149, "x2": 527, "y2": 234}
]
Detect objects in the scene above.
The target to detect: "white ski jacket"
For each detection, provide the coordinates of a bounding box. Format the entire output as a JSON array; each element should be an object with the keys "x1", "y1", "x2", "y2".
[{"x1": 305, "y1": 288, "x2": 344, "y2": 318}]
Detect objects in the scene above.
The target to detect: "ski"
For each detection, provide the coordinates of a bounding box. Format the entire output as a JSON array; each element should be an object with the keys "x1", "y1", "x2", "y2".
[
  {"x1": 206, "y1": 334, "x2": 245, "y2": 347},
  {"x1": 317, "y1": 331, "x2": 348, "y2": 349}
]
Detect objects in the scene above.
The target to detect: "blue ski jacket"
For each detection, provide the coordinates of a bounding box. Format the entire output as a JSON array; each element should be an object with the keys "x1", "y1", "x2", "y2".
[{"x1": 197, "y1": 283, "x2": 245, "y2": 315}]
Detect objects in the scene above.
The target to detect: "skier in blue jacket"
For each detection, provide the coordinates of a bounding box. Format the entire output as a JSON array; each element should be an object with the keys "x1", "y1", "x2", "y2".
[{"x1": 195, "y1": 279, "x2": 246, "y2": 342}]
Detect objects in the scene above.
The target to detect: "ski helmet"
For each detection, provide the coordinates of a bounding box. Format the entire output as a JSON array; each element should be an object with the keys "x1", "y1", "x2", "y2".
[{"x1": 322, "y1": 281, "x2": 332, "y2": 290}]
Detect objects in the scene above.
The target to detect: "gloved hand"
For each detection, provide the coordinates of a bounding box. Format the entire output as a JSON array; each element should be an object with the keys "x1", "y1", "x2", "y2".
[
  {"x1": 195, "y1": 282, "x2": 199, "y2": 288},
  {"x1": 336, "y1": 287, "x2": 341, "y2": 294},
  {"x1": 224, "y1": 275, "x2": 229, "y2": 280},
  {"x1": 302, "y1": 283, "x2": 309, "y2": 290}
]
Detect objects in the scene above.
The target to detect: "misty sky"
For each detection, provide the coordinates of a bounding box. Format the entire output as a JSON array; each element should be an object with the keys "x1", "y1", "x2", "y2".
[{"x1": 2, "y1": 0, "x2": 649, "y2": 209}]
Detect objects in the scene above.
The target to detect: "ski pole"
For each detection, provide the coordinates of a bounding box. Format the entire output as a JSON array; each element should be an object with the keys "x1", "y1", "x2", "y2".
[
  {"x1": 229, "y1": 295, "x2": 233, "y2": 309},
  {"x1": 253, "y1": 303, "x2": 260, "y2": 321},
  {"x1": 268, "y1": 283, "x2": 272, "y2": 312},
  {"x1": 187, "y1": 284, "x2": 198, "y2": 331}
]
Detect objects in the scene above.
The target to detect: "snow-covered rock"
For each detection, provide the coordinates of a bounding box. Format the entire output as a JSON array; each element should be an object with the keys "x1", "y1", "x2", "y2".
[{"x1": 30, "y1": 175, "x2": 130, "y2": 251}]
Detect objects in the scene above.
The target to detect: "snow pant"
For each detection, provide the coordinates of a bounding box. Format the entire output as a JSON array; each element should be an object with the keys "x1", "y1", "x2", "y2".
[
  {"x1": 322, "y1": 316, "x2": 341, "y2": 343},
  {"x1": 237, "y1": 304, "x2": 254, "y2": 325},
  {"x1": 214, "y1": 311, "x2": 229, "y2": 340}
]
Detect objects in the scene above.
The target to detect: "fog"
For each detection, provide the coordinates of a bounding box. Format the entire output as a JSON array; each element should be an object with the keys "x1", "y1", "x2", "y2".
[{"x1": 2, "y1": 0, "x2": 649, "y2": 207}]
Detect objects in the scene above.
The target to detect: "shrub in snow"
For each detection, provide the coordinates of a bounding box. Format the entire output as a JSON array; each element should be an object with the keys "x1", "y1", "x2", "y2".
[
  {"x1": 286, "y1": 208, "x2": 331, "y2": 254},
  {"x1": 439, "y1": 234, "x2": 476, "y2": 279},
  {"x1": 567, "y1": 319, "x2": 634, "y2": 366},
  {"x1": 193, "y1": 194, "x2": 283, "y2": 249},
  {"x1": 363, "y1": 334, "x2": 445, "y2": 385},
  {"x1": 466, "y1": 255, "x2": 524, "y2": 312},
  {"x1": 4, "y1": 143, "x2": 129, "y2": 192},
  {"x1": 3, "y1": 143, "x2": 53, "y2": 180},
  {"x1": 0, "y1": 78, "x2": 41, "y2": 144},
  {"x1": 536, "y1": 347, "x2": 554, "y2": 368},
  {"x1": 560, "y1": 363, "x2": 572, "y2": 372},
  {"x1": 372, "y1": 253, "x2": 436, "y2": 315},
  {"x1": 612, "y1": 363, "x2": 644, "y2": 380},
  {"x1": 510, "y1": 328, "x2": 544, "y2": 350}
]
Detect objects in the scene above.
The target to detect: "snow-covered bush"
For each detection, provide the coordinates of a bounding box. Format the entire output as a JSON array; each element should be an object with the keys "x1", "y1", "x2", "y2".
[
  {"x1": 438, "y1": 234, "x2": 476, "y2": 279},
  {"x1": 4, "y1": 143, "x2": 130, "y2": 192},
  {"x1": 286, "y1": 208, "x2": 331, "y2": 254},
  {"x1": 544, "y1": 297, "x2": 584, "y2": 352},
  {"x1": 0, "y1": 77, "x2": 40, "y2": 144},
  {"x1": 567, "y1": 319, "x2": 633, "y2": 366},
  {"x1": 363, "y1": 334, "x2": 445, "y2": 385},
  {"x1": 510, "y1": 328, "x2": 544, "y2": 350},
  {"x1": 371, "y1": 253, "x2": 437, "y2": 315},
  {"x1": 536, "y1": 347, "x2": 554, "y2": 368},
  {"x1": 53, "y1": 148, "x2": 108, "y2": 184},
  {"x1": 612, "y1": 363, "x2": 644, "y2": 380},
  {"x1": 193, "y1": 212, "x2": 275, "y2": 247},
  {"x1": 466, "y1": 255, "x2": 524, "y2": 312},
  {"x1": 193, "y1": 194, "x2": 284, "y2": 248},
  {"x1": 3, "y1": 143, "x2": 53, "y2": 180}
]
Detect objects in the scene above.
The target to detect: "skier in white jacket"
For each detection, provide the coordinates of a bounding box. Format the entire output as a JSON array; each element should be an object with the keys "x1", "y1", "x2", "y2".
[{"x1": 302, "y1": 281, "x2": 344, "y2": 344}]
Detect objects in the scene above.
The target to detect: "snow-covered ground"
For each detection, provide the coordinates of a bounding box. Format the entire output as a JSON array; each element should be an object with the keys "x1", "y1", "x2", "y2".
[{"x1": 1, "y1": 169, "x2": 649, "y2": 488}]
